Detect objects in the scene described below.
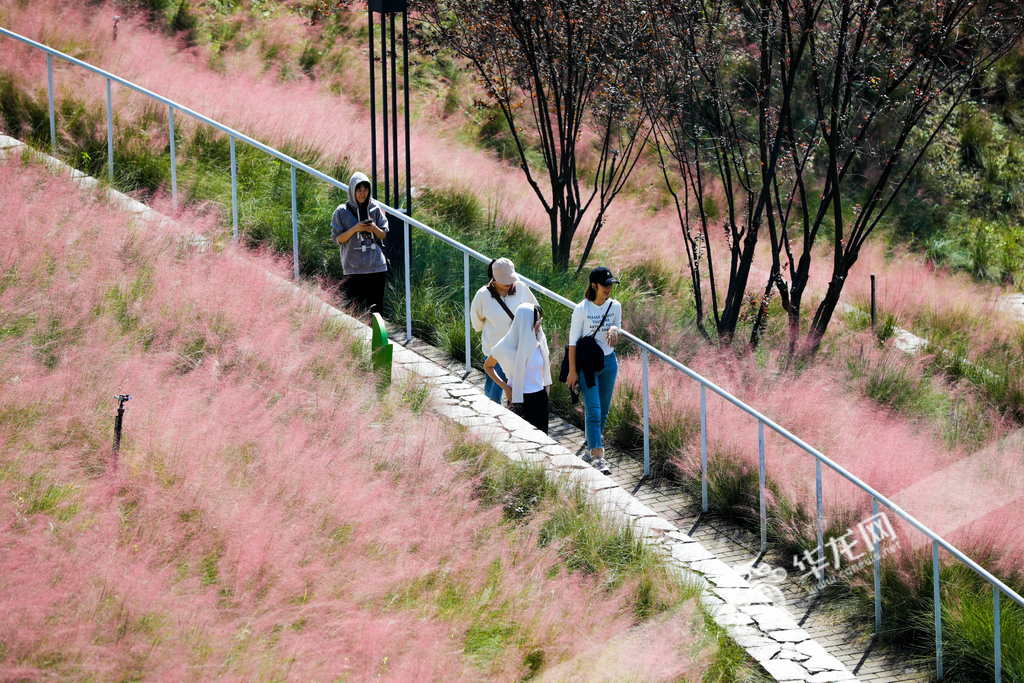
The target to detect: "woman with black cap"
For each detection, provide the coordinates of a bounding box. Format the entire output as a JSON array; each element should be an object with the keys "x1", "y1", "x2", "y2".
[{"x1": 565, "y1": 266, "x2": 622, "y2": 475}]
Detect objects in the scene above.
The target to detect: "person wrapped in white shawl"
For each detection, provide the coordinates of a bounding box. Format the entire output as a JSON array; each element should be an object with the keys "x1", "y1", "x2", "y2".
[{"x1": 484, "y1": 303, "x2": 551, "y2": 434}]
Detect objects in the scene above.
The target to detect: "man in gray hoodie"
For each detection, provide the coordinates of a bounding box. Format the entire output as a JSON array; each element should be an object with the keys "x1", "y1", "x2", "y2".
[{"x1": 331, "y1": 172, "x2": 389, "y2": 316}]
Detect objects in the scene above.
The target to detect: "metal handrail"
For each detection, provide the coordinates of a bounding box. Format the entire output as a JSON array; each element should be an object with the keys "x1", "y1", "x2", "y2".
[{"x1": 2, "y1": 25, "x2": 1019, "y2": 679}]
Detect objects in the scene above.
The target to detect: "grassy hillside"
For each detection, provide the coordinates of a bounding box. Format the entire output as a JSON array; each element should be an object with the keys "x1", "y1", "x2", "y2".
[
  {"x1": 0, "y1": 155, "x2": 761, "y2": 681},
  {"x1": 2, "y1": 2, "x2": 1024, "y2": 678}
]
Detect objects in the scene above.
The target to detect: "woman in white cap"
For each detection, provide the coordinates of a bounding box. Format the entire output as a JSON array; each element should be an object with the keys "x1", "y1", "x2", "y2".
[
  {"x1": 484, "y1": 303, "x2": 551, "y2": 433},
  {"x1": 565, "y1": 266, "x2": 622, "y2": 475},
  {"x1": 470, "y1": 258, "x2": 538, "y2": 403}
]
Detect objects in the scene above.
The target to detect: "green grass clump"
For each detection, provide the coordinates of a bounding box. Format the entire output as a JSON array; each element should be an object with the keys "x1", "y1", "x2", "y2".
[
  {"x1": 869, "y1": 552, "x2": 1024, "y2": 683},
  {"x1": 538, "y1": 488, "x2": 698, "y2": 618},
  {"x1": 605, "y1": 382, "x2": 699, "y2": 477},
  {"x1": 864, "y1": 357, "x2": 946, "y2": 419}
]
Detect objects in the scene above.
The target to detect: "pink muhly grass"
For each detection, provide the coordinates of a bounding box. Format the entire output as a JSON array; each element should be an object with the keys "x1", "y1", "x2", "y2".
[
  {"x1": 8, "y1": 0, "x2": 1016, "y2": 342},
  {"x1": 0, "y1": 0, "x2": 692, "y2": 272},
  {"x1": 613, "y1": 345, "x2": 1024, "y2": 574},
  {"x1": 842, "y1": 239, "x2": 1014, "y2": 331},
  {"x1": 0, "y1": 157, "x2": 708, "y2": 681},
  {"x1": 3, "y1": 0, "x2": 1019, "y2": 599}
]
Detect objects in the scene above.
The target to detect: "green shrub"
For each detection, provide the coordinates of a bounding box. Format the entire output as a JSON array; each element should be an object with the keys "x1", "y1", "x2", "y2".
[
  {"x1": 876, "y1": 312, "x2": 899, "y2": 345},
  {"x1": 872, "y1": 551, "x2": 1024, "y2": 683},
  {"x1": 865, "y1": 357, "x2": 945, "y2": 419},
  {"x1": 476, "y1": 461, "x2": 560, "y2": 522},
  {"x1": 297, "y1": 42, "x2": 322, "y2": 78},
  {"x1": 961, "y1": 112, "x2": 995, "y2": 172},
  {"x1": 605, "y1": 383, "x2": 697, "y2": 478},
  {"x1": 0, "y1": 73, "x2": 51, "y2": 146}
]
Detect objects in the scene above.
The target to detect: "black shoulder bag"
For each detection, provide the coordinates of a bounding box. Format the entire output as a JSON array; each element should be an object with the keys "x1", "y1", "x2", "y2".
[{"x1": 558, "y1": 301, "x2": 612, "y2": 388}]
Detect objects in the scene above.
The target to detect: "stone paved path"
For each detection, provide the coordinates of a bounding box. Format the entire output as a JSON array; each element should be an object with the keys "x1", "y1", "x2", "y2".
[{"x1": 397, "y1": 333, "x2": 932, "y2": 683}]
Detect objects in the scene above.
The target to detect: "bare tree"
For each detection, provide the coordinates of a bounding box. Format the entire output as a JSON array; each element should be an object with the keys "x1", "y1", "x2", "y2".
[
  {"x1": 645, "y1": 0, "x2": 1024, "y2": 353},
  {"x1": 411, "y1": 0, "x2": 653, "y2": 272}
]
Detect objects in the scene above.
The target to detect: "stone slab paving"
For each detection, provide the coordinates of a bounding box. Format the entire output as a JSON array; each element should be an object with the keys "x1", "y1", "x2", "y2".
[
  {"x1": 395, "y1": 334, "x2": 933, "y2": 683},
  {"x1": 390, "y1": 336, "x2": 901, "y2": 683},
  {"x1": 3, "y1": 135, "x2": 927, "y2": 683},
  {"x1": 620, "y1": 475, "x2": 931, "y2": 682}
]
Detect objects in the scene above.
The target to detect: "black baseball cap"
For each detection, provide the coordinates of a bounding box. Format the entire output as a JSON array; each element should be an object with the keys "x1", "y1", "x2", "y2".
[{"x1": 589, "y1": 266, "x2": 619, "y2": 286}]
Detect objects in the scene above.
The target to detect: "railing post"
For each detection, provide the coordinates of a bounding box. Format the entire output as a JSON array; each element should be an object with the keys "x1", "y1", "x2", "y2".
[
  {"x1": 758, "y1": 420, "x2": 766, "y2": 553},
  {"x1": 642, "y1": 348, "x2": 650, "y2": 477},
  {"x1": 873, "y1": 498, "x2": 882, "y2": 635},
  {"x1": 934, "y1": 540, "x2": 943, "y2": 681},
  {"x1": 404, "y1": 214, "x2": 411, "y2": 342},
  {"x1": 994, "y1": 586, "x2": 1002, "y2": 683},
  {"x1": 816, "y1": 459, "x2": 824, "y2": 591},
  {"x1": 168, "y1": 105, "x2": 177, "y2": 212},
  {"x1": 464, "y1": 251, "x2": 471, "y2": 375},
  {"x1": 700, "y1": 384, "x2": 708, "y2": 513},
  {"x1": 290, "y1": 165, "x2": 299, "y2": 281},
  {"x1": 47, "y1": 53, "x2": 55, "y2": 154},
  {"x1": 230, "y1": 135, "x2": 238, "y2": 243},
  {"x1": 106, "y1": 78, "x2": 113, "y2": 182}
]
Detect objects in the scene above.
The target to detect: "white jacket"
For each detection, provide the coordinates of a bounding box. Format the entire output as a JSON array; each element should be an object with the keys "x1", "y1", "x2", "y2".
[{"x1": 490, "y1": 303, "x2": 551, "y2": 404}]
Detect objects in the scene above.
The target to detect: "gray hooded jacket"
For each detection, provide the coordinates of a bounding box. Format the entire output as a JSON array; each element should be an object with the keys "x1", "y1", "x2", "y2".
[{"x1": 330, "y1": 171, "x2": 389, "y2": 275}]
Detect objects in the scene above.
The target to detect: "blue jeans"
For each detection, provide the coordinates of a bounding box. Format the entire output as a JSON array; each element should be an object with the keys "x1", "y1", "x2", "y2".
[
  {"x1": 579, "y1": 352, "x2": 617, "y2": 451},
  {"x1": 484, "y1": 362, "x2": 508, "y2": 403}
]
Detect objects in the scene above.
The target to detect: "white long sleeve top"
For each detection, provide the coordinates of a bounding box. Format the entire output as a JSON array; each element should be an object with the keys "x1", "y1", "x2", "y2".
[{"x1": 470, "y1": 278, "x2": 539, "y2": 356}]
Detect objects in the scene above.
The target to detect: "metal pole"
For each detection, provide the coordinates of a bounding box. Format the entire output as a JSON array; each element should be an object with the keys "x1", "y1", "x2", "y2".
[
  {"x1": 113, "y1": 401, "x2": 125, "y2": 451},
  {"x1": 403, "y1": 11, "x2": 412, "y2": 217},
  {"x1": 380, "y1": 13, "x2": 390, "y2": 206},
  {"x1": 106, "y1": 78, "x2": 113, "y2": 182},
  {"x1": 404, "y1": 212, "x2": 411, "y2": 341},
  {"x1": 291, "y1": 165, "x2": 299, "y2": 280},
  {"x1": 390, "y1": 13, "x2": 399, "y2": 212},
  {"x1": 112, "y1": 394, "x2": 132, "y2": 466},
  {"x1": 368, "y1": 10, "x2": 377, "y2": 197},
  {"x1": 994, "y1": 587, "x2": 1002, "y2": 683},
  {"x1": 871, "y1": 273, "x2": 876, "y2": 331},
  {"x1": 464, "y1": 252, "x2": 471, "y2": 375},
  {"x1": 934, "y1": 541, "x2": 943, "y2": 680},
  {"x1": 700, "y1": 384, "x2": 708, "y2": 513},
  {"x1": 816, "y1": 459, "x2": 825, "y2": 591},
  {"x1": 758, "y1": 420, "x2": 767, "y2": 553},
  {"x1": 169, "y1": 106, "x2": 177, "y2": 212},
  {"x1": 230, "y1": 135, "x2": 238, "y2": 243},
  {"x1": 47, "y1": 54, "x2": 55, "y2": 154},
  {"x1": 873, "y1": 498, "x2": 882, "y2": 635},
  {"x1": 642, "y1": 348, "x2": 650, "y2": 477}
]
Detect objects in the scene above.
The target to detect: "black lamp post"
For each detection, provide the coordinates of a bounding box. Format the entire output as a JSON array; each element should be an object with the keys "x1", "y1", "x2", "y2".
[{"x1": 368, "y1": 0, "x2": 412, "y2": 296}]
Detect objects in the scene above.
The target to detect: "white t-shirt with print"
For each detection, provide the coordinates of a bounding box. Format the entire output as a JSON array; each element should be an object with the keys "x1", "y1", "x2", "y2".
[{"x1": 568, "y1": 298, "x2": 622, "y2": 356}]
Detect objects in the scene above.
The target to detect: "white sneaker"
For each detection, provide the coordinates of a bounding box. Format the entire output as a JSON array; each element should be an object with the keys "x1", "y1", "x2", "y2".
[{"x1": 593, "y1": 458, "x2": 611, "y2": 475}]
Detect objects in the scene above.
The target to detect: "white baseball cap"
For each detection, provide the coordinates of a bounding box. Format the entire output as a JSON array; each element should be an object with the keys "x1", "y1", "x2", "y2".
[{"x1": 491, "y1": 258, "x2": 517, "y2": 286}]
